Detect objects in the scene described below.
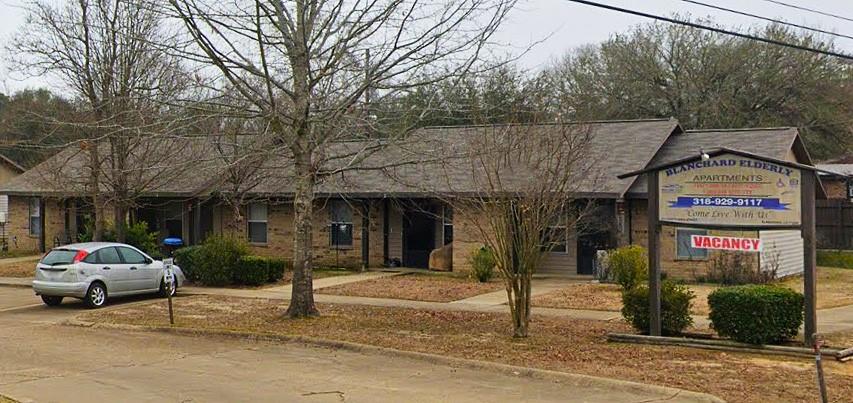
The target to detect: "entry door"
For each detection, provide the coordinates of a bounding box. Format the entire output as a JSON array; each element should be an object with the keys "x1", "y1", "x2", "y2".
[
  {"x1": 577, "y1": 232, "x2": 610, "y2": 275},
  {"x1": 403, "y1": 211, "x2": 435, "y2": 268}
]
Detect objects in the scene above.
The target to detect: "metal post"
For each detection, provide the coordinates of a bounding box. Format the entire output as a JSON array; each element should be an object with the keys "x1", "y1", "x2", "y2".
[
  {"x1": 814, "y1": 334, "x2": 828, "y2": 403},
  {"x1": 647, "y1": 173, "x2": 662, "y2": 336},
  {"x1": 803, "y1": 172, "x2": 817, "y2": 346}
]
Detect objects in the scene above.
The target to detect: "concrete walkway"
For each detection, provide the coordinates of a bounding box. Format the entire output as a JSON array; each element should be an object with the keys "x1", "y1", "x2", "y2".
[
  {"x1": 0, "y1": 255, "x2": 40, "y2": 264},
  {"x1": 0, "y1": 272, "x2": 849, "y2": 332}
]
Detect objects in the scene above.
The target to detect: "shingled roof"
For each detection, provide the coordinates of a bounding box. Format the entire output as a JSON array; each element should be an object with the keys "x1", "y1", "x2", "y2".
[
  {"x1": 0, "y1": 118, "x2": 682, "y2": 198},
  {"x1": 625, "y1": 127, "x2": 812, "y2": 196}
]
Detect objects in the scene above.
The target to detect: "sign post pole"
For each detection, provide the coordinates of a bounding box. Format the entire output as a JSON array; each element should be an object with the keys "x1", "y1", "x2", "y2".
[
  {"x1": 647, "y1": 172, "x2": 662, "y2": 336},
  {"x1": 803, "y1": 171, "x2": 817, "y2": 347},
  {"x1": 164, "y1": 258, "x2": 175, "y2": 326}
]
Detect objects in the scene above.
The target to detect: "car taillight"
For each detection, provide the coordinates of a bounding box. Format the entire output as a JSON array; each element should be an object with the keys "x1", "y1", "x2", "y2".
[{"x1": 72, "y1": 250, "x2": 89, "y2": 263}]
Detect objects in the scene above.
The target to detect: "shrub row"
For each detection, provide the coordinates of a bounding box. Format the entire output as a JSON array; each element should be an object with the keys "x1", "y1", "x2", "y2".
[
  {"x1": 708, "y1": 285, "x2": 803, "y2": 345},
  {"x1": 172, "y1": 235, "x2": 289, "y2": 286},
  {"x1": 817, "y1": 250, "x2": 853, "y2": 269}
]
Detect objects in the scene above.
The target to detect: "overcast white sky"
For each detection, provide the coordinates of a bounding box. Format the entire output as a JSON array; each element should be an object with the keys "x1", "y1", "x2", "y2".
[{"x1": 0, "y1": 0, "x2": 851, "y2": 95}]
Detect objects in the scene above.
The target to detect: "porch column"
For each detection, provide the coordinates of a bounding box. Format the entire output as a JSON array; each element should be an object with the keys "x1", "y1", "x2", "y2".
[{"x1": 361, "y1": 200, "x2": 370, "y2": 270}]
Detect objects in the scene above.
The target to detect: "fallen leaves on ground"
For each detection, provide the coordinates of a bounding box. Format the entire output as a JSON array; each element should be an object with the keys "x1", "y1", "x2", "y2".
[
  {"x1": 0, "y1": 259, "x2": 39, "y2": 278},
  {"x1": 317, "y1": 272, "x2": 503, "y2": 302},
  {"x1": 85, "y1": 295, "x2": 853, "y2": 403}
]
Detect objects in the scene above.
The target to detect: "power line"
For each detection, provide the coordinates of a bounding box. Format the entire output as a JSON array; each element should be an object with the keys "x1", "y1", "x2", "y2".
[
  {"x1": 757, "y1": 0, "x2": 853, "y2": 24},
  {"x1": 562, "y1": 0, "x2": 853, "y2": 60},
  {"x1": 681, "y1": 0, "x2": 853, "y2": 41}
]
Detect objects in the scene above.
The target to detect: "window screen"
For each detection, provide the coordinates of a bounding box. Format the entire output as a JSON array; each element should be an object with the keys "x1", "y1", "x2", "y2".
[
  {"x1": 330, "y1": 200, "x2": 353, "y2": 247},
  {"x1": 247, "y1": 203, "x2": 268, "y2": 244},
  {"x1": 676, "y1": 228, "x2": 709, "y2": 259}
]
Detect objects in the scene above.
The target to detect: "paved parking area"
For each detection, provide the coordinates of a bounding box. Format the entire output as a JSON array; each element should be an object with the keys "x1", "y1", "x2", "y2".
[{"x1": 0, "y1": 287, "x2": 719, "y2": 403}]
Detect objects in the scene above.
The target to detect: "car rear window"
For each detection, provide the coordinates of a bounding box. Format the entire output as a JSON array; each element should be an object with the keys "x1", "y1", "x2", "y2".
[{"x1": 41, "y1": 249, "x2": 78, "y2": 266}]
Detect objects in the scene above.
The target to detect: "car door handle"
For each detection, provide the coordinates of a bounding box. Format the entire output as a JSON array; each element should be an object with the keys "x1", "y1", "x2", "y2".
[
  {"x1": 102, "y1": 267, "x2": 111, "y2": 270},
  {"x1": 129, "y1": 267, "x2": 137, "y2": 270}
]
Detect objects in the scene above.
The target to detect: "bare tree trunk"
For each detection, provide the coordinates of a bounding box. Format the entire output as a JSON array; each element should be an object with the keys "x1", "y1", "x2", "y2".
[
  {"x1": 114, "y1": 202, "x2": 128, "y2": 243},
  {"x1": 88, "y1": 141, "x2": 105, "y2": 242},
  {"x1": 286, "y1": 157, "x2": 318, "y2": 318}
]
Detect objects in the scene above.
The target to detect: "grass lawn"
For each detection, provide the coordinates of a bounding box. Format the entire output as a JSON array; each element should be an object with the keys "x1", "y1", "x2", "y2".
[
  {"x1": 0, "y1": 256, "x2": 40, "y2": 278},
  {"x1": 532, "y1": 267, "x2": 853, "y2": 315},
  {"x1": 83, "y1": 295, "x2": 853, "y2": 403},
  {"x1": 317, "y1": 272, "x2": 503, "y2": 302}
]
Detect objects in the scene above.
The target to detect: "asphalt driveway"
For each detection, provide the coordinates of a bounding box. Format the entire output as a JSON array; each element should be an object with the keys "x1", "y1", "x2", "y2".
[{"x1": 0, "y1": 287, "x2": 720, "y2": 403}]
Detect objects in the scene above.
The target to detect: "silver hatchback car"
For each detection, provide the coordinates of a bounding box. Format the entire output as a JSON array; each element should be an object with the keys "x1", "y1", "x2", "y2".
[{"x1": 33, "y1": 242, "x2": 185, "y2": 308}]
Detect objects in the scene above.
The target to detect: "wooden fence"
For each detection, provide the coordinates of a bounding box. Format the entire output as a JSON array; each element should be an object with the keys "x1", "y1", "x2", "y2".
[{"x1": 816, "y1": 199, "x2": 853, "y2": 250}]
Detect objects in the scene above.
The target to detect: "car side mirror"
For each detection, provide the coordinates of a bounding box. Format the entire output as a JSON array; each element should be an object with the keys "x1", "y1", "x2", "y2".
[{"x1": 145, "y1": 257, "x2": 153, "y2": 265}]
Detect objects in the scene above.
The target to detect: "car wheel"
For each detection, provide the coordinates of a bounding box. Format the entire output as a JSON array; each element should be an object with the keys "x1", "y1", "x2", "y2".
[
  {"x1": 159, "y1": 278, "x2": 177, "y2": 298},
  {"x1": 41, "y1": 295, "x2": 63, "y2": 306},
  {"x1": 84, "y1": 283, "x2": 107, "y2": 308}
]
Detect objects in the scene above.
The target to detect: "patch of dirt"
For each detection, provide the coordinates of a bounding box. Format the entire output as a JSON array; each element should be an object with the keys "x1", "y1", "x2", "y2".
[
  {"x1": 531, "y1": 282, "x2": 718, "y2": 315},
  {"x1": 0, "y1": 258, "x2": 39, "y2": 278},
  {"x1": 781, "y1": 267, "x2": 853, "y2": 310},
  {"x1": 317, "y1": 272, "x2": 503, "y2": 302},
  {"x1": 86, "y1": 295, "x2": 853, "y2": 403}
]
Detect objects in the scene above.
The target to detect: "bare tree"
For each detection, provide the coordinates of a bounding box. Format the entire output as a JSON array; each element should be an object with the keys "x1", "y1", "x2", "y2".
[
  {"x1": 168, "y1": 0, "x2": 517, "y2": 317},
  {"x1": 434, "y1": 123, "x2": 599, "y2": 337},
  {"x1": 9, "y1": 0, "x2": 195, "y2": 242}
]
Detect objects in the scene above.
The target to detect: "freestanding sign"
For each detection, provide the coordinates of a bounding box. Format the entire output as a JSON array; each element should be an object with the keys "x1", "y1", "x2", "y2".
[
  {"x1": 619, "y1": 148, "x2": 818, "y2": 347},
  {"x1": 659, "y1": 154, "x2": 801, "y2": 227}
]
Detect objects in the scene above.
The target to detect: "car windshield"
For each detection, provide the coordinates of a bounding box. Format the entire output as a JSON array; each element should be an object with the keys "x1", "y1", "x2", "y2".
[{"x1": 40, "y1": 249, "x2": 78, "y2": 266}]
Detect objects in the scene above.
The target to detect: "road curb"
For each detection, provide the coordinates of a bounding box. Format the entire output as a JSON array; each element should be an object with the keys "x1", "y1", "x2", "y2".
[{"x1": 64, "y1": 319, "x2": 724, "y2": 403}]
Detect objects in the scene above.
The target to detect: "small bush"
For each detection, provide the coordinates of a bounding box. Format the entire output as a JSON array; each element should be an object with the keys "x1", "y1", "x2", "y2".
[
  {"x1": 173, "y1": 245, "x2": 203, "y2": 282},
  {"x1": 817, "y1": 250, "x2": 853, "y2": 269},
  {"x1": 469, "y1": 246, "x2": 495, "y2": 283},
  {"x1": 621, "y1": 280, "x2": 694, "y2": 336},
  {"x1": 704, "y1": 251, "x2": 774, "y2": 285},
  {"x1": 234, "y1": 256, "x2": 270, "y2": 286},
  {"x1": 194, "y1": 235, "x2": 250, "y2": 286},
  {"x1": 266, "y1": 257, "x2": 289, "y2": 282},
  {"x1": 125, "y1": 221, "x2": 161, "y2": 258},
  {"x1": 708, "y1": 285, "x2": 803, "y2": 345},
  {"x1": 609, "y1": 245, "x2": 648, "y2": 291}
]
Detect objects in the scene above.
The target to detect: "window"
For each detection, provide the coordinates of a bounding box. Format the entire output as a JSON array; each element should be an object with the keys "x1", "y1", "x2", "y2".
[
  {"x1": 29, "y1": 198, "x2": 41, "y2": 236},
  {"x1": 330, "y1": 200, "x2": 353, "y2": 247},
  {"x1": 96, "y1": 247, "x2": 123, "y2": 264},
  {"x1": 676, "y1": 228, "x2": 709, "y2": 260},
  {"x1": 118, "y1": 247, "x2": 147, "y2": 264},
  {"x1": 541, "y1": 217, "x2": 568, "y2": 253},
  {"x1": 443, "y1": 206, "x2": 453, "y2": 245},
  {"x1": 247, "y1": 203, "x2": 268, "y2": 244}
]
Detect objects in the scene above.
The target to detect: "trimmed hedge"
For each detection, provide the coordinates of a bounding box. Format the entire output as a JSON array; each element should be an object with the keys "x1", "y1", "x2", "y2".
[
  {"x1": 266, "y1": 257, "x2": 288, "y2": 282},
  {"x1": 234, "y1": 256, "x2": 269, "y2": 286},
  {"x1": 708, "y1": 285, "x2": 803, "y2": 345},
  {"x1": 817, "y1": 250, "x2": 853, "y2": 269},
  {"x1": 469, "y1": 246, "x2": 495, "y2": 283},
  {"x1": 173, "y1": 245, "x2": 203, "y2": 282},
  {"x1": 621, "y1": 280, "x2": 694, "y2": 336}
]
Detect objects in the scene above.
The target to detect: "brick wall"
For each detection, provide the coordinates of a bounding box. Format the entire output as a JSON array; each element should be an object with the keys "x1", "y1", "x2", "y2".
[
  {"x1": 451, "y1": 207, "x2": 487, "y2": 274},
  {"x1": 214, "y1": 199, "x2": 385, "y2": 269},
  {"x1": 627, "y1": 201, "x2": 759, "y2": 281},
  {"x1": 6, "y1": 196, "x2": 67, "y2": 253}
]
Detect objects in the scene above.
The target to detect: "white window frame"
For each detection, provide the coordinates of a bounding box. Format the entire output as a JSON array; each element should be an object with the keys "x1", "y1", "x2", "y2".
[
  {"x1": 29, "y1": 197, "x2": 41, "y2": 237},
  {"x1": 329, "y1": 200, "x2": 353, "y2": 248},
  {"x1": 247, "y1": 203, "x2": 268, "y2": 244},
  {"x1": 676, "y1": 228, "x2": 709, "y2": 260}
]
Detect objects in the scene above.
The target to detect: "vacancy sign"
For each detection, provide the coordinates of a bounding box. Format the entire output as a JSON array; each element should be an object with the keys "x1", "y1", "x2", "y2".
[{"x1": 691, "y1": 235, "x2": 762, "y2": 252}]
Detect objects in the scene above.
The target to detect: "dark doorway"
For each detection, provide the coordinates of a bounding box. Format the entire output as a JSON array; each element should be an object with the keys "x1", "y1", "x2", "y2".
[
  {"x1": 577, "y1": 231, "x2": 611, "y2": 275},
  {"x1": 403, "y1": 210, "x2": 436, "y2": 268}
]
